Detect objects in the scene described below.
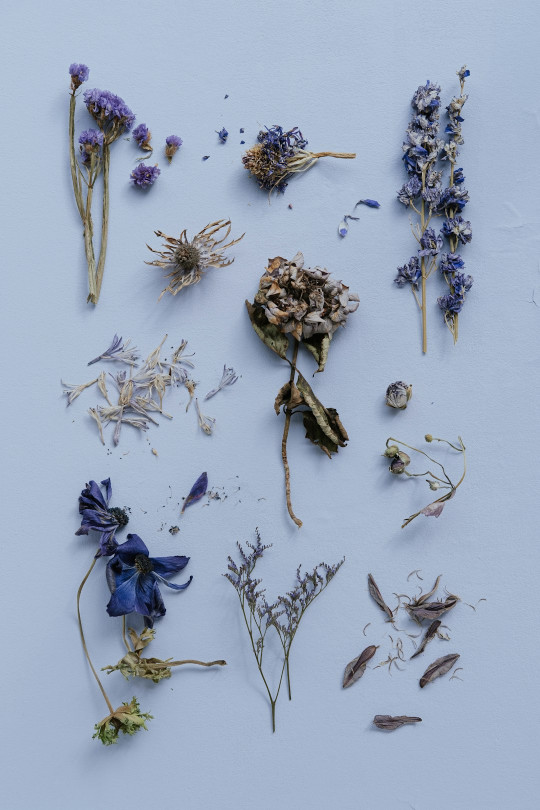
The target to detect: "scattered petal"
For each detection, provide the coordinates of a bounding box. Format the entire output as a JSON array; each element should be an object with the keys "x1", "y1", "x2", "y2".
[
  {"x1": 419, "y1": 653, "x2": 460, "y2": 688},
  {"x1": 373, "y1": 715, "x2": 421, "y2": 731},
  {"x1": 181, "y1": 472, "x2": 208, "y2": 514}
]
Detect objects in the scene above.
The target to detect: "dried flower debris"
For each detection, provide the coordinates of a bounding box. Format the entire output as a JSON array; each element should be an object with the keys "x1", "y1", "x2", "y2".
[
  {"x1": 373, "y1": 715, "x2": 422, "y2": 731},
  {"x1": 146, "y1": 219, "x2": 244, "y2": 299},
  {"x1": 338, "y1": 198, "x2": 380, "y2": 238}
]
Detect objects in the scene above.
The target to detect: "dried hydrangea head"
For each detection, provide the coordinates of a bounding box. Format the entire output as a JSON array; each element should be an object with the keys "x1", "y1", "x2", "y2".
[
  {"x1": 242, "y1": 124, "x2": 355, "y2": 194},
  {"x1": 385, "y1": 381, "x2": 412, "y2": 410},
  {"x1": 146, "y1": 219, "x2": 244, "y2": 300},
  {"x1": 250, "y1": 252, "x2": 359, "y2": 343}
]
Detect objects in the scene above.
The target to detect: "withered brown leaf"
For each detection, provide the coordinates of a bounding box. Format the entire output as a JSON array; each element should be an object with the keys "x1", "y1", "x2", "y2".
[
  {"x1": 302, "y1": 332, "x2": 332, "y2": 373},
  {"x1": 367, "y1": 573, "x2": 394, "y2": 620},
  {"x1": 342, "y1": 645, "x2": 378, "y2": 688},
  {"x1": 274, "y1": 381, "x2": 304, "y2": 415},
  {"x1": 297, "y1": 373, "x2": 348, "y2": 457},
  {"x1": 373, "y1": 715, "x2": 422, "y2": 731},
  {"x1": 419, "y1": 653, "x2": 460, "y2": 688},
  {"x1": 245, "y1": 300, "x2": 289, "y2": 359},
  {"x1": 410, "y1": 620, "x2": 441, "y2": 659}
]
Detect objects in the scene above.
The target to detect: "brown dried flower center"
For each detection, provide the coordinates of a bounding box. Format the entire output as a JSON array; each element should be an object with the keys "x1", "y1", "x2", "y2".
[{"x1": 173, "y1": 243, "x2": 201, "y2": 271}]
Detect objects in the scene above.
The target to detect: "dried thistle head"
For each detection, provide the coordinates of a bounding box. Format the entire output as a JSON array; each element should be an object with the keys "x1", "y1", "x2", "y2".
[
  {"x1": 146, "y1": 219, "x2": 244, "y2": 300},
  {"x1": 250, "y1": 252, "x2": 359, "y2": 343}
]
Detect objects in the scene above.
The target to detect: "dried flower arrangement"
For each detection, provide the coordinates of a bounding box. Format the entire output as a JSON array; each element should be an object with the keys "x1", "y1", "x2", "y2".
[
  {"x1": 246, "y1": 252, "x2": 358, "y2": 527},
  {"x1": 75, "y1": 478, "x2": 225, "y2": 745},
  {"x1": 383, "y1": 434, "x2": 466, "y2": 527},
  {"x1": 68, "y1": 64, "x2": 135, "y2": 304},
  {"x1": 225, "y1": 531, "x2": 343, "y2": 731},
  {"x1": 146, "y1": 220, "x2": 244, "y2": 299},
  {"x1": 242, "y1": 125, "x2": 356, "y2": 195},
  {"x1": 396, "y1": 67, "x2": 473, "y2": 351}
]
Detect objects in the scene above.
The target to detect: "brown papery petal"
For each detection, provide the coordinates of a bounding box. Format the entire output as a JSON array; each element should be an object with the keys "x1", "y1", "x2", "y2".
[
  {"x1": 342, "y1": 645, "x2": 378, "y2": 688},
  {"x1": 419, "y1": 654, "x2": 460, "y2": 688}
]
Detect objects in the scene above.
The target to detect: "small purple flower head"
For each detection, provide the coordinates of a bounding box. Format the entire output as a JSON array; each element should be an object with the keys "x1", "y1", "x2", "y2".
[
  {"x1": 216, "y1": 127, "x2": 228, "y2": 143},
  {"x1": 106, "y1": 533, "x2": 192, "y2": 627},
  {"x1": 130, "y1": 163, "x2": 161, "y2": 189},
  {"x1": 165, "y1": 135, "x2": 182, "y2": 163},
  {"x1": 132, "y1": 123, "x2": 152, "y2": 150},
  {"x1": 418, "y1": 227, "x2": 443, "y2": 257},
  {"x1": 437, "y1": 293, "x2": 464, "y2": 314},
  {"x1": 397, "y1": 175, "x2": 422, "y2": 205},
  {"x1": 395, "y1": 256, "x2": 421, "y2": 288},
  {"x1": 69, "y1": 63, "x2": 89, "y2": 90},
  {"x1": 78, "y1": 128, "x2": 104, "y2": 165},
  {"x1": 441, "y1": 216, "x2": 472, "y2": 244},
  {"x1": 83, "y1": 88, "x2": 135, "y2": 144},
  {"x1": 75, "y1": 478, "x2": 128, "y2": 557},
  {"x1": 439, "y1": 253, "x2": 465, "y2": 275},
  {"x1": 452, "y1": 272, "x2": 473, "y2": 295}
]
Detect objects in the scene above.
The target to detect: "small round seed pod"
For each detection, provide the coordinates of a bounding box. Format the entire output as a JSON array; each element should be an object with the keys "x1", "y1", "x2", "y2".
[
  {"x1": 384, "y1": 445, "x2": 400, "y2": 457},
  {"x1": 386, "y1": 381, "x2": 412, "y2": 410}
]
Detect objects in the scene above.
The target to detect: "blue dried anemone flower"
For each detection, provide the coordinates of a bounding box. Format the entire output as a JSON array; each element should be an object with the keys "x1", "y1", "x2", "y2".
[
  {"x1": 75, "y1": 478, "x2": 129, "y2": 557},
  {"x1": 130, "y1": 163, "x2": 160, "y2": 188},
  {"x1": 83, "y1": 88, "x2": 135, "y2": 145},
  {"x1": 242, "y1": 125, "x2": 355, "y2": 194},
  {"x1": 69, "y1": 63, "x2": 89, "y2": 90},
  {"x1": 106, "y1": 533, "x2": 192, "y2": 627}
]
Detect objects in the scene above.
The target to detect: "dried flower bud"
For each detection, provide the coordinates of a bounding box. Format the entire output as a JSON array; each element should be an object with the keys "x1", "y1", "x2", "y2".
[
  {"x1": 425, "y1": 434, "x2": 433, "y2": 442},
  {"x1": 385, "y1": 381, "x2": 412, "y2": 410},
  {"x1": 390, "y1": 457, "x2": 406, "y2": 474},
  {"x1": 384, "y1": 445, "x2": 399, "y2": 457},
  {"x1": 398, "y1": 451, "x2": 411, "y2": 466}
]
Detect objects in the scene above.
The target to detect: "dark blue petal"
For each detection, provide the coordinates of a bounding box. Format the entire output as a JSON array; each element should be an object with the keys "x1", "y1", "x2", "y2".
[
  {"x1": 106, "y1": 569, "x2": 139, "y2": 616},
  {"x1": 143, "y1": 580, "x2": 167, "y2": 627},
  {"x1": 181, "y1": 472, "x2": 208, "y2": 513},
  {"x1": 101, "y1": 478, "x2": 112, "y2": 502},
  {"x1": 152, "y1": 555, "x2": 190, "y2": 578},
  {"x1": 114, "y1": 533, "x2": 150, "y2": 564},
  {"x1": 78, "y1": 480, "x2": 109, "y2": 513},
  {"x1": 158, "y1": 575, "x2": 193, "y2": 592}
]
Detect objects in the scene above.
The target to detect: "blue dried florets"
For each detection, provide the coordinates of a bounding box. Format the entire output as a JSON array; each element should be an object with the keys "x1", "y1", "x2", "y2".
[
  {"x1": 83, "y1": 88, "x2": 135, "y2": 142},
  {"x1": 69, "y1": 63, "x2": 89, "y2": 89},
  {"x1": 130, "y1": 163, "x2": 160, "y2": 188},
  {"x1": 395, "y1": 256, "x2": 421, "y2": 288}
]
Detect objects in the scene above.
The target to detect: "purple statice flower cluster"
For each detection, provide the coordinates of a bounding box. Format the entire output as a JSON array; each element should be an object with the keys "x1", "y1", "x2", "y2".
[
  {"x1": 78, "y1": 128, "x2": 104, "y2": 166},
  {"x1": 130, "y1": 163, "x2": 161, "y2": 189},
  {"x1": 165, "y1": 134, "x2": 182, "y2": 163},
  {"x1": 70, "y1": 63, "x2": 89, "y2": 90},
  {"x1": 243, "y1": 125, "x2": 308, "y2": 192},
  {"x1": 437, "y1": 253, "x2": 473, "y2": 316},
  {"x1": 132, "y1": 123, "x2": 152, "y2": 151},
  {"x1": 83, "y1": 88, "x2": 135, "y2": 144}
]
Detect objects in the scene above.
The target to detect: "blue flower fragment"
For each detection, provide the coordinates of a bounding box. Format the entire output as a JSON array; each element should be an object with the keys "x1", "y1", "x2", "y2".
[
  {"x1": 75, "y1": 478, "x2": 128, "y2": 557},
  {"x1": 106, "y1": 534, "x2": 192, "y2": 627},
  {"x1": 181, "y1": 472, "x2": 208, "y2": 514},
  {"x1": 217, "y1": 127, "x2": 228, "y2": 142},
  {"x1": 338, "y1": 197, "x2": 380, "y2": 237}
]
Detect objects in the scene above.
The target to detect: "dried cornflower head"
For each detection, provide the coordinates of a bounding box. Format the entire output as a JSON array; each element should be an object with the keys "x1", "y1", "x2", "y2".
[
  {"x1": 242, "y1": 124, "x2": 356, "y2": 195},
  {"x1": 251, "y1": 252, "x2": 359, "y2": 343},
  {"x1": 146, "y1": 219, "x2": 244, "y2": 300},
  {"x1": 385, "y1": 381, "x2": 412, "y2": 410}
]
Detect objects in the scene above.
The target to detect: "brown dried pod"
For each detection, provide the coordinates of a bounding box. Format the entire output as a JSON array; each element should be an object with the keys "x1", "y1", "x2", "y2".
[
  {"x1": 342, "y1": 645, "x2": 378, "y2": 688},
  {"x1": 407, "y1": 597, "x2": 459, "y2": 621},
  {"x1": 419, "y1": 653, "x2": 460, "y2": 688},
  {"x1": 373, "y1": 715, "x2": 422, "y2": 731},
  {"x1": 410, "y1": 620, "x2": 441, "y2": 659},
  {"x1": 367, "y1": 574, "x2": 394, "y2": 620}
]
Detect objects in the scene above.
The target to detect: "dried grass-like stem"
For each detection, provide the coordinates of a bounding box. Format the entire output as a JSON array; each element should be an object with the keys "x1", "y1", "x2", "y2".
[{"x1": 282, "y1": 339, "x2": 302, "y2": 528}]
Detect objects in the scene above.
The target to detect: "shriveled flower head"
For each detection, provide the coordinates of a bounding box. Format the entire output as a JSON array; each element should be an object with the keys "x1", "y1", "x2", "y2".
[
  {"x1": 83, "y1": 88, "x2": 135, "y2": 144},
  {"x1": 69, "y1": 63, "x2": 89, "y2": 90},
  {"x1": 78, "y1": 129, "x2": 103, "y2": 165},
  {"x1": 386, "y1": 381, "x2": 412, "y2": 410},
  {"x1": 250, "y1": 252, "x2": 359, "y2": 342},
  {"x1": 165, "y1": 134, "x2": 182, "y2": 162},
  {"x1": 146, "y1": 219, "x2": 244, "y2": 299},
  {"x1": 75, "y1": 477, "x2": 128, "y2": 557},
  {"x1": 130, "y1": 163, "x2": 160, "y2": 188},
  {"x1": 93, "y1": 697, "x2": 152, "y2": 746},
  {"x1": 132, "y1": 123, "x2": 152, "y2": 151}
]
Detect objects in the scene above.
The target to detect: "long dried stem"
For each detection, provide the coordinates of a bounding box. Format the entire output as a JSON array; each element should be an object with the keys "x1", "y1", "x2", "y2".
[
  {"x1": 282, "y1": 339, "x2": 302, "y2": 528},
  {"x1": 92, "y1": 143, "x2": 111, "y2": 304},
  {"x1": 77, "y1": 557, "x2": 114, "y2": 715}
]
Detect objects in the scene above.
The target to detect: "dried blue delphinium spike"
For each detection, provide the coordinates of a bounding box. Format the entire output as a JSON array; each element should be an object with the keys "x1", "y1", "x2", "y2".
[
  {"x1": 88, "y1": 334, "x2": 139, "y2": 366},
  {"x1": 242, "y1": 125, "x2": 356, "y2": 196},
  {"x1": 132, "y1": 123, "x2": 152, "y2": 152},
  {"x1": 68, "y1": 67, "x2": 135, "y2": 304},
  {"x1": 165, "y1": 135, "x2": 182, "y2": 163},
  {"x1": 204, "y1": 365, "x2": 238, "y2": 400},
  {"x1": 181, "y1": 472, "x2": 208, "y2": 513},
  {"x1": 146, "y1": 219, "x2": 244, "y2": 299}
]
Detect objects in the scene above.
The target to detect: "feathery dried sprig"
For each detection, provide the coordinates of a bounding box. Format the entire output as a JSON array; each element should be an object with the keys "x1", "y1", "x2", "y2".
[
  {"x1": 204, "y1": 365, "x2": 238, "y2": 400},
  {"x1": 146, "y1": 219, "x2": 244, "y2": 299},
  {"x1": 88, "y1": 334, "x2": 139, "y2": 366}
]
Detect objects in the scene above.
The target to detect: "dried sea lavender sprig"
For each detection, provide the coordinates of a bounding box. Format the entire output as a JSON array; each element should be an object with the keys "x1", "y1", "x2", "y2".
[
  {"x1": 383, "y1": 434, "x2": 466, "y2": 528},
  {"x1": 146, "y1": 219, "x2": 244, "y2": 299},
  {"x1": 246, "y1": 252, "x2": 359, "y2": 527},
  {"x1": 225, "y1": 531, "x2": 343, "y2": 731},
  {"x1": 243, "y1": 124, "x2": 356, "y2": 195},
  {"x1": 68, "y1": 66, "x2": 135, "y2": 304}
]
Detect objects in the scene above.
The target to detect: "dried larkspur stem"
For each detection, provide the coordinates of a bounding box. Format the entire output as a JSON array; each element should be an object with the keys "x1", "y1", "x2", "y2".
[{"x1": 146, "y1": 219, "x2": 244, "y2": 299}]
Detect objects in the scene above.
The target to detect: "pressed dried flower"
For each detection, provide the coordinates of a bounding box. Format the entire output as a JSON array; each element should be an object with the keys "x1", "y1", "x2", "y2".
[
  {"x1": 367, "y1": 574, "x2": 394, "y2": 620},
  {"x1": 242, "y1": 124, "x2": 355, "y2": 195},
  {"x1": 204, "y1": 365, "x2": 238, "y2": 400},
  {"x1": 146, "y1": 219, "x2": 244, "y2": 299},
  {"x1": 131, "y1": 163, "x2": 160, "y2": 188},
  {"x1": 385, "y1": 381, "x2": 412, "y2": 410},
  {"x1": 132, "y1": 123, "x2": 152, "y2": 151},
  {"x1": 165, "y1": 134, "x2": 182, "y2": 162}
]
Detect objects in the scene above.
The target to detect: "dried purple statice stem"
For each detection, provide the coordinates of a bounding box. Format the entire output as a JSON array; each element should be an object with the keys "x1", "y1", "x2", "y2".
[{"x1": 282, "y1": 340, "x2": 302, "y2": 528}]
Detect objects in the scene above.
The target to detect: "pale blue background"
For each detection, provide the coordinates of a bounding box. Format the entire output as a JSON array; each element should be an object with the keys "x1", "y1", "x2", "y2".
[{"x1": 2, "y1": 1, "x2": 539, "y2": 807}]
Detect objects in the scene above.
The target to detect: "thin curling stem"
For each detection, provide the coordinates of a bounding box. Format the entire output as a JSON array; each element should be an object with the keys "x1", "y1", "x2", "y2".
[
  {"x1": 282, "y1": 339, "x2": 302, "y2": 528},
  {"x1": 77, "y1": 556, "x2": 114, "y2": 715},
  {"x1": 420, "y1": 166, "x2": 428, "y2": 354}
]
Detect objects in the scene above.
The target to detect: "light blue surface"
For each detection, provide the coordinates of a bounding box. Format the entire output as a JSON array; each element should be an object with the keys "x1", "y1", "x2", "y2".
[{"x1": 2, "y1": 1, "x2": 539, "y2": 807}]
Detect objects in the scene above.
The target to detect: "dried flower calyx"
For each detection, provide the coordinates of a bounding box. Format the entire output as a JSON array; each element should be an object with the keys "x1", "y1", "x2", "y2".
[
  {"x1": 246, "y1": 253, "x2": 358, "y2": 527},
  {"x1": 146, "y1": 219, "x2": 244, "y2": 299},
  {"x1": 243, "y1": 124, "x2": 356, "y2": 195},
  {"x1": 385, "y1": 381, "x2": 412, "y2": 410},
  {"x1": 383, "y1": 434, "x2": 466, "y2": 528},
  {"x1": 93, "y1": 697, "x2": 152, "y2": 746}
]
